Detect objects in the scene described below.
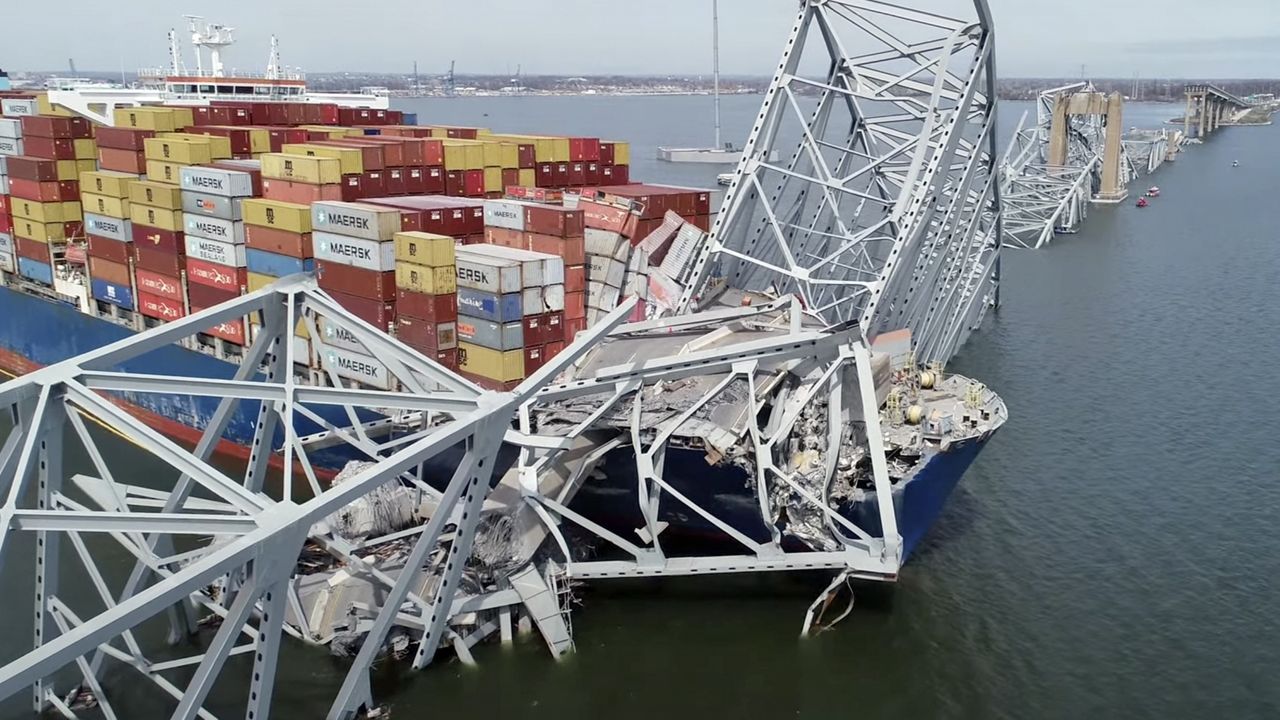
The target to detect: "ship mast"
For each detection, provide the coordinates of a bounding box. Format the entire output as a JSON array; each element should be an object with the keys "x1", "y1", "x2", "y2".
[{"x1": 712, "y1": 0, "x2": 722, "y2": 150}]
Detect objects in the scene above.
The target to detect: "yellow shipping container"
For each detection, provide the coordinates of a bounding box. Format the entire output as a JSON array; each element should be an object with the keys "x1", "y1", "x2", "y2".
[
  {"x1": 145, "y1": 159, "x2": 188, "y2": 186},
  {"x1": 246, "y1": 128, "x2": 271, "y2": 154},
  {"x1": 458, "y1": 343, "x2": 524, "y2": 382},
  {"x1": 79, "y1": 170, "x2": 137, "y2": 199},
  {"x1": 52, "y1": 160, "x2": 94, "y2": 182},
  {"x1": 298, "y1": 126, "x2": 361, "y2": 139},
  {"x1": 281, "y1": 143, "x2": 363, "y2": 175},
  {"x1": 245, "y1": 283, "x2": 312, "y2": 339},
  {"x1": 394, "y1": 232, "x2": 455, "y2": 267},
  {"x1": 492, "y1": 134, "x2": 562, "y2": 163},
  {"x1": 36, "y1": 94, "x2": 75, "y2": 117},
  {"x1": 12, "y1": 219, "x2": 68, "y2": 243},
  {"x1": 129, "y1": 180, "x2": 184, "y2": 210},
  {"x1": 81, "y1": 193, "x2": 130, "y2": 219},
  {"x1": 442, "y1": 141, "x2": 485, "y2": 170},
  {"x1": 163, "y1": 132, "x2": 232, "y2": 160},
  {"x1": 113, "y1": 107, "x2": 180, "y2": 132},
  {"x1": 171, "y1": 107, "x2": 194, "y2": 130},
  {"x1": 495, "y1": 142, "x2": 520, "y2": 169},
  {"x1": 517, "y1": 168, "x2": 536, "y2": 188},
  {"x1": 129, "y1": 204, "x2": 185, "y2": 233},
  {"x1": 260, "y1": 153, "x2": 342, "y2": 185},
  {"x1": 395, "y1": 262, "x2": 457, "y2": 295},
  {"x1": 609, "y1": 141, "x2": 631, "y2": 165},
  {"x1": 241, "y1": 198, "x2": 312, "y2": 234},
  {"x1": 477, "y1": 141, "x2": 503, "y2": 168},
  {"x1": 73, "y1": 138, "x2": 97, "y2": 160},
  {"x1": 144, "y1": 136, "x2": 213, "y2": 165},
  {"x1": 483, "y1": 167, "x2": 503, "y2": 194},
  {"x1": 12, "y1": 199, "x2": 80, "y2": 224}
]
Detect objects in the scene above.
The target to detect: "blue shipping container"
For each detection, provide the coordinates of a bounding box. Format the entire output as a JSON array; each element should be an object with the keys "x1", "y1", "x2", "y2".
[
  {"x1": 17, "y1": 257, "x2": 53, "y2": 285},
  {"x1": 402, "y1": 112, "x2": 418, "y2": 126},
  {"x1": 91, "y1": 278, "x2": 136, "y2": 310},
  {"x1": 246, "y1": 248, "x2": 314, "y2": 278},
  {"x1": 456, "y1": 287, "x2": 523, "y2": 324}
]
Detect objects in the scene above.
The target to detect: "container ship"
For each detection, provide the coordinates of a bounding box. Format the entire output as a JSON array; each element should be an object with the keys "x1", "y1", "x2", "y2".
[{"x1": 0, "y1": 20, "x2": 1003, "y2": 566}]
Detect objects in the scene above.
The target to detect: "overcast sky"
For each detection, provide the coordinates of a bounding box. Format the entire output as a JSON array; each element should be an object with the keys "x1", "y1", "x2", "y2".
[{"x1": 3, "y1": 0, "x2": 1277, "y2": 78}]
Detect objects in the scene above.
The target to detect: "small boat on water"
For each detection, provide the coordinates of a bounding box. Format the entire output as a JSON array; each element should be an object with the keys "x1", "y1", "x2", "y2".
[
  {"x1": 1233, "y1": 160, "x2": 1240, "y2": 167},
  {"x1": 1136, "y1": 197, "x2": 1149, "y2": 208},
  {"x1": 1147, "y1": 187, "x2": 1161, "y2": 198},
  {"x1": 717, "y1": 172, "x2": 734, "y2": 186}
]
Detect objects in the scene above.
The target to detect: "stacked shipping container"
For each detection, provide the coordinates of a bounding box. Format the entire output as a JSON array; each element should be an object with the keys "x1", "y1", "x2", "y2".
[{"x1": 393, "y1": 232, "x2": 459, "y2": 369}]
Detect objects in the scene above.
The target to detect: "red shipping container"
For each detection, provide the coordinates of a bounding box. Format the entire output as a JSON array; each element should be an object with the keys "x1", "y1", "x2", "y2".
[
  {"x1": 523, "y1": 345, "x2": 546, "y2": 374},
  {"x1": 568, "y1": 137, "x2": 601, "y2": 162},
  {"x1": 20, "y1": 115, "x2": 91, "y2": 139},
  {"x1": 99, "y1": 148, "x2": 147, "y2": 174},
  {"x1": 187, "y1": 257, "x2": 248, "y2": 293},
  {"x1": 444, "y1": 170, "x2": 464, "y2": 197},
  {"x1": 16, "y1": 238, "x2": 52, "y2": 263},
  {"x1": 395, "y1": 315, "x2": 456, "y2": 351},
  {"x1": 536, "y1": 163, "x2": 554, "y2": 188},
  {"x1": 545, "y1": 312, "x2": 565, "y2": 343},
  {"x1": 354, "y1": 137, "x2": 408, "y2": 167},
  {"x1": 134, "y1": 268, "x2": 184, "y2": 301},
  {"x1": 524, "y1": 206, "x2": 584, "y2": 237},
  {"x1": 584, "y1": 162, "x2": 601, "y2": 186},
  {"x1": 191, "y1": 126, "x2": 253, "y2": 154},
  {"x1": 434, "y1": 348, "x2": 458, "y2": 370},
  {"x1": 359, "y1": 170, "x2": 387, "y2": 198},
  {"x1": 317, "y1": 104, "x2": 340, "y2": 125},
  {"x1": 5, "y1": 157, "x2": 58, "y2": 183},
  {"x1": 23, "y1": 137, "x2": 76, "y2": 160},
  {"x1": 396, "y1": 290, "x2": 457, "y2": 323},
  {"x1": 691, "y1": 215, "x2": 711, "y2": 232},
  {"x1": 545, "y1": 340, "x2": 565, "y2": 359},
  {"x1": 187, "y1": 282, "x2": 238, "y2": 308},
  {"x1": 87, "y1": 235, "x2": 131, "y2": 264},
  {"x1": 384, "y1": 168, "x2": 407, "y2": 195},
  {"x1": 361, "y1": 196, "x2": 483, "y2": 236},
  {"x1": 501, "y1": 168, "x2": 520, "y2": 189},
  {"x1": 138, "y1": 292, "x2": 187, "y2": 322},
  {"x1": 567, "y1": 162, "x2": 587, "y2": 187},
  {"x1": 131, "y1": 224, "x2": 184, "y2": 254},
  {"x1": 599, "y1": 164, "x2": 617, "y2": 185},
  {"x1": 484, "y1": 227, "x2": 523, "y2": 248},
  {"x1": 189, "y1": 306, "x2": 248, "y2": 345},
  {"x1": 554, "y1": 163, "x2": 571, "y2": 188},
  {"x1": 326, "y1": 289, "x2": 396, "y2": 330},
  {"x1": 579, "y1": 199, "x2": 632, "y2": 234},
  {"x1": 522, "y1": 314, "x2": 547, "y2": 347},
  {"x1": 310, "y1": 139, "x2": 385, "y2": 170},
  {"x1": 0, "y1": 214, "x2": 10, "y2": 235},
  {"x1": 614, "y1": 165, "x2": 630, "y2": 184},
  {"x1": 564, "y1": 291, "x2": 586, "y2": 321},
  {"x1": 565, "y1": 316, "x2": 587, "y2": 341},
  {"x1": 599, "y1": 142, "x2": 616, "y2": 165},
  {"x1": 262, "y1": 179, "x2": 344, "y2": 204},
  {"x1": 404, "y1": 167, "x2": 427, "y2": 195},
  {"x1": 9, "y1": 179, "x2": 79, "y2": 203},
  {"x1": 65, "y1": 244, "x2": 87, "y2": 266},
  {"x1": 132, "y1": 244, "x2": 184, "y2": 276},
  {"x1": 462, "y1": 170, "x2": 485, "y2": 197},
  {"x1": 423, "y1": 166, "x2": 446, "y2": 194},
  {"x1": 245, "y1": 226, "x2": 313, "y2": 259},
  {"x1": 527, "y1": 233, "x2": 586, "y2": 266},
  {"x1": 513, "y1": 143, "x2": 536, "y2": 169},
  {"x1": 96, "y1": 127, "x2": 155, "y2": 151},
  {"x1": 89, "y1": 257, "x2": 131, "y2": 286},
  {"x1": 565, "y1": 265, "x2": 586, "y2": 293},
  {"x1": 211, "y1": 159, "x2": 264, "y2": 196},
  {"x1": 0, "y1": 195, "x2": 7, "y2": 215},
  {"x1": 315, "y1": 261, "x2": 396, "y2": 302}
]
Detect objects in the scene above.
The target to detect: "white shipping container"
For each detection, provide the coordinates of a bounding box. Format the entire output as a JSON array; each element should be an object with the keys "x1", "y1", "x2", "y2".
[
  {"x1": 316, "y1": 317, "x2": 369, "y2": 355},
  {"x1": 522, "y1": 286, "x2": 543, "y2": 316},
  {"x1": 460, "y1": 245, "x2": 546, "y2": 287},
  {"x1": 587, "y1": 254, "x2": 627, "y2": 289},
  {"x1": 180, "y1": 166, "x2": 256, "y2": 198},
  {"x1": 456, "y1": 315, "x2": 523, "y2": 351},
  {"x1": 313, "y1": 231, "x2": 397, "y2": 272},
  {"x1": 482, "y1": 200, "x2": 527, "y2": 231},
  {"x1": 0, "y1": 174, "x2": 8, "y2": 195},
  {"x1": 455, "y1": 254, "x2": 524, "y2": 295},
  {"x1": 474, "y1": 244, "x2": 566, "y2": 285},
  {"x1": 185, "y1": 235, "x2": 248, "y2": 268},
  {"x1": 659, "y1": 224, "x2": 706, "y2": 282},
  {"x1": 0, "y1": 249, "x2": 15, "y2": 274},
  {"x1": 186, "y1": 215, "x2": 246, "y2": 245},
  {"x1": 321, "y1": 346, "x2": 392, "y2": 390},
  {"x1": 0, "y1": 137, "x2": 22, "y2": 156},
  {"x1": 0, "y1": 118, "x2": 21, "y2": 139},
  {"x1": 312, "y1": 201, "x2": 403, "y2": 242},
  {"x1": 0, "y1": 232, "x2": 13, "y2": 255},
  {"x1": 587, "y1": 281, "x2": 621, "y2": 312},
  {"x1": 1, "y1": 99, "x2": 37, "y2": 117},
  {"x1": 585, "y1": 228, "x2": 629, "y2": 261},
  {"x1": 84, "y1": 214, "x2": 132, "y2": 243},
  {"x1": 542, "y1": 283, "x2": 565, "y2": 312},
  {"x1": 182, "y1": 192, "x2": 244, "y2": 222},
  {"x1": 0, "y1": 155, "x2": 7, "y2": 174}
]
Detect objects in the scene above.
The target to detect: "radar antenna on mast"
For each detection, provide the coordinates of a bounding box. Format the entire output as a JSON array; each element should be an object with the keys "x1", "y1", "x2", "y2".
[{"x1": 185, "y1": 15, "x2": 236, "y2": 78}]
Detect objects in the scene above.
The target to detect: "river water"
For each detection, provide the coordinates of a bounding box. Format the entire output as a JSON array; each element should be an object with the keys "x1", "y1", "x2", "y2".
[{"x1": 3, "y1": 95, "x2": 1279, "y2": 718}]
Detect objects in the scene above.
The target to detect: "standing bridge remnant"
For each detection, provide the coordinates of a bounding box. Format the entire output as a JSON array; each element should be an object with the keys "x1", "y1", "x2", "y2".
[{"x1": 1183, "y1": 84, "x2": 1252, "y2": 138}]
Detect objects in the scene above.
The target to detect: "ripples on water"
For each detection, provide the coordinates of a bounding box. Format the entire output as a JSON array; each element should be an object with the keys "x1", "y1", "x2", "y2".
[{"x1": 2, "y1": 97, "x2": 1278, "y2": 719}]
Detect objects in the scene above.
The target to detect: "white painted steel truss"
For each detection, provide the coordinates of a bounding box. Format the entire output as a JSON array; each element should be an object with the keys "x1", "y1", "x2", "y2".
[
  {"x1": 678, "y1": 0, "x2": 1002, "y2": 367},
  {"x1": 0, "y1": 278, "x2": 900, "y2": 719},
  {"x1": 999, "y1": 82, "x2": 1135, "y2": 249}
]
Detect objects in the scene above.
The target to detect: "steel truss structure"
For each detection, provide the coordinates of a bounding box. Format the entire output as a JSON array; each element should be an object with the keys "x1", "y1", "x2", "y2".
[
  {"x1": 0, "y1": 278, "x2": 902, "y2": 718},
  {"x1": 678, "y1": 0, "x2": 1002, "y2": 367},
  {"x1": 999, "y1": 82, "x2": 1135, "y2": 249}
]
